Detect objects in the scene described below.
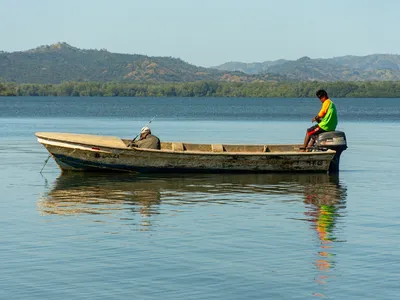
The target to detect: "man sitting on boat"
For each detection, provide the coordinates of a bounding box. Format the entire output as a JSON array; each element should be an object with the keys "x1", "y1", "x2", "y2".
[
  {"x1": 301, "y1": 89, "x2": 338, "y2": 151},
  {"x1": 130, "y1": 127, "x2": 161, "y2": 150}
]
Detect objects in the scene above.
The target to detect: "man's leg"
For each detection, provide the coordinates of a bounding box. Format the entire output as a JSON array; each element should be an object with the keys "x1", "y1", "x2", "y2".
[
  {"x1": 303, "y1": 133, "x2": 311, "y2": 149},
  {"x1": 302, "y1": 125, "x2": 320, "y2": 150}
]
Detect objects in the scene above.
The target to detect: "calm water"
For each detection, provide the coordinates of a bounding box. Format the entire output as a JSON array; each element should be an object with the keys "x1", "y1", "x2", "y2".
[{"x1": 1, "y1": 97, "x2": 399, "y2": 299}]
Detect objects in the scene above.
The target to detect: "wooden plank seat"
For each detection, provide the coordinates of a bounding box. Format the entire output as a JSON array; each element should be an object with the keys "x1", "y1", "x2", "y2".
[
  {"x1": 171, "y1": 142, "x2": 185, "y2": 152},
  {"x1": 211, "y1": 144, "x2": 225, "y2": 152}
]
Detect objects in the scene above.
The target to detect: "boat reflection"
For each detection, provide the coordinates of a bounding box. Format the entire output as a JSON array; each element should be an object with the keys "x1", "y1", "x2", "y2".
[
  {"x1": 38, "y1": 172, "x2": 346, "y2": 295},
  {"x1": 38, "y1": 173, "x2": 346, "y2": 217}
]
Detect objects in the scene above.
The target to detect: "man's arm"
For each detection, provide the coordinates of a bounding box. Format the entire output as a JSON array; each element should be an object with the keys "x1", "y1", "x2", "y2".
[
  {"x1": 312, "y1": 115, "x2": 322, "y2": 123},
  {"x1": 312, "y1": 100, "x2": 330, "y2": 123},
  {"x1": 132, "y1": 139, "x2": 146, "y2": 148}
]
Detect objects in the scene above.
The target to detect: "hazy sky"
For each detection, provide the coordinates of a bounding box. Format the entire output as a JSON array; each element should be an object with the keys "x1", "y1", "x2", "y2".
[{"x1": 0, "y1": 0, "x2": 398, "y2": 66}]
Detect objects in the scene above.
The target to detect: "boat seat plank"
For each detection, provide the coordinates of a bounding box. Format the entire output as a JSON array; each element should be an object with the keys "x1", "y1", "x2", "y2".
[
  {"x1": 212, "y1": 144, "x2": 225, "y2": 152},
  {"x1": 172, "y1": 142, "x2": 185, "y2": 152}
]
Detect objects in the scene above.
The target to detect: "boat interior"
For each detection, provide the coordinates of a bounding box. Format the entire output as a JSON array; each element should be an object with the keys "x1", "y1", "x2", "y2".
[
  {"x1": 121, "y1": 139, "x2": 301, "y2": 153},
  {"x1": 35, "y1": 132, "x2": 303, "y2": 154}
]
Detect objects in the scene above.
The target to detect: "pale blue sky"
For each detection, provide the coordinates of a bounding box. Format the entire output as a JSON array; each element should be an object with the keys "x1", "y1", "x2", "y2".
[{"x1": 0, "y1": 0, "x2": 398, "y2": 66}]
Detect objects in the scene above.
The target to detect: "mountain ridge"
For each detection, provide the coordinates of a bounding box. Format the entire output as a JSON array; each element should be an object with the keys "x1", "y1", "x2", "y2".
[
  {"x1": 214, "y1": 54, "x2": 400, "y2": 81},
  {"x1": 1, "y1": 42, "x2": 400, "y2": 83},
  {"x1": 0, "y1": 42, "x2": 287, "y2": 84}
]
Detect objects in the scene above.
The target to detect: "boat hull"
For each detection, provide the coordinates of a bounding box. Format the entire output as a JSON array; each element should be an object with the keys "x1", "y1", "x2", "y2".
[{"x1": 37, "y1": 133, "x2": 336, "y2": 173}]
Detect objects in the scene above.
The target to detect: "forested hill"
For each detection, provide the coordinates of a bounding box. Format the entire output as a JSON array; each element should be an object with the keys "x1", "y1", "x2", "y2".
[
  {"x1": 3, "y1": 43, "x2": 400, "y2": 83},
  {"x1": 214, "y1": 55, "x2": 400, "y2": 81},
  {"x1": 0, "y1": 43, "x2": 285, "y2": 84}
]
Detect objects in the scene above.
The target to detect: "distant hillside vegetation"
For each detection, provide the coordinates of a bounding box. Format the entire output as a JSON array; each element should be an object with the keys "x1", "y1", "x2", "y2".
[
  {"x1": 214, "y1": 60, "x2": 288, "y2": 75},
  {"x1": 3, "y1": 43, "x2": 400, "y2": 83},
  {"x1": 214, "y1": 54, "x2": 400, "y2": 81},
  {"x1": 0, "y1": 42, "x2": 286, "y2": 84}
]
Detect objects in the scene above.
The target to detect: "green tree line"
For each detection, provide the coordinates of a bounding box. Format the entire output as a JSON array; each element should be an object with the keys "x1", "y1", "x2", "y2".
[{"x1": 1, "y1": 81, "x2": 400, "y2": 97}]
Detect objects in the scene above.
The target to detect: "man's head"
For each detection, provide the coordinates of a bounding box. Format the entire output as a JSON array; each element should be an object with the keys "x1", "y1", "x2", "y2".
[
  {"x1": 316, "y1": 89, "x2": 329, "y2": 102},
  {"x1": 140, "y1": 126, "x2": 151, "y2": 139}
]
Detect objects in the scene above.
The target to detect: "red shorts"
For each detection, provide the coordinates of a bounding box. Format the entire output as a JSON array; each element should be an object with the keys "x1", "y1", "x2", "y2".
[{"x1": 307, "y1": 124, "x2": 325, "y2": 137}]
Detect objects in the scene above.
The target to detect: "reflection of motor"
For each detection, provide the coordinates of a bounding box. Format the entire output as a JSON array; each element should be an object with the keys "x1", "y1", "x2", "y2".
[{"x1": 310, "y1": 131, "x2": 348, "y2": 173}]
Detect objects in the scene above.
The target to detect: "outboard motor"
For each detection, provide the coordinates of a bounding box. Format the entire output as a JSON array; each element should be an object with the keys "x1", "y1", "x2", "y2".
[
  {"x1": 315, "y1": 131, "x2": 347, "y2": 152},
  {"x1": 313, "y1": 131, "x2": 347, "y2": 173}
]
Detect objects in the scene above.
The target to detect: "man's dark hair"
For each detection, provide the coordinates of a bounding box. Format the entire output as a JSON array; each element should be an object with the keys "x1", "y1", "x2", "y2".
[{"x1": 316, "y1": 89, "x2": 328, "y2": 99}]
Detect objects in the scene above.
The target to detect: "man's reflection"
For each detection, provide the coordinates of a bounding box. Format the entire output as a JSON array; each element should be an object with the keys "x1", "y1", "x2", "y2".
[{"x1": 302, "y1": 175, "x2": 347, "y2": 296}]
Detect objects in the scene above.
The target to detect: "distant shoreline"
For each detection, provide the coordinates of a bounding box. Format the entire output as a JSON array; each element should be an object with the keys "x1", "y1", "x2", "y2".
[{"x1": 1, "y1": 81, "x2": 400, "y2": 98}]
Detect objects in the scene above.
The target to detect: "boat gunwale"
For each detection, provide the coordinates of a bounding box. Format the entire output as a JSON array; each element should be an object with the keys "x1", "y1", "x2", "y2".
[{"x1": 37, "y1": 135, "x2": 337, "y2": 157}]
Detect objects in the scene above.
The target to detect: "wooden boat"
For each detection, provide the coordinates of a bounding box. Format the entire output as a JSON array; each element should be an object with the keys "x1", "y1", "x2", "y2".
[{"x1": 35, "y1": 131, "x2": 347, "y2": 173}]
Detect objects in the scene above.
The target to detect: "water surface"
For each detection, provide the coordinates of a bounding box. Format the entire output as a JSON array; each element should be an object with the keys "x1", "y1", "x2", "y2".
[{"x1": 1, "y1": 97, "x2": 399, "y2": 299}]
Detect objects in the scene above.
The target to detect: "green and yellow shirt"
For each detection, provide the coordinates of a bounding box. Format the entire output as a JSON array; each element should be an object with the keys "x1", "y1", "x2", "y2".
[{"x1": 318, "y1": 99, "x2": 338, "y2": 131}]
